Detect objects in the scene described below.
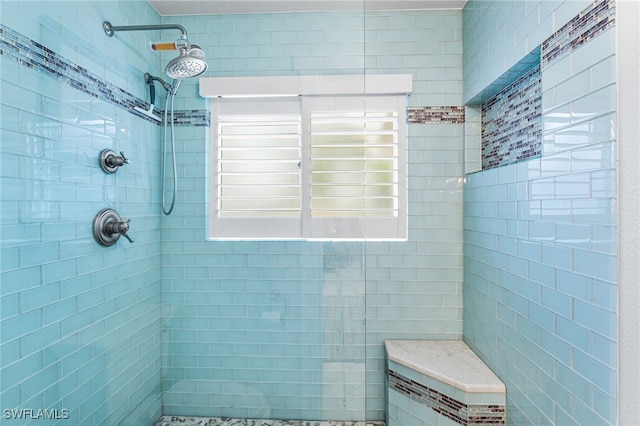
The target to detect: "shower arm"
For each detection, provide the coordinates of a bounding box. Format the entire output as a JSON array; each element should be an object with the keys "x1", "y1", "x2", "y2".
[{"x1": 103, "y1": 21, "x2": 188, "y2": 39}]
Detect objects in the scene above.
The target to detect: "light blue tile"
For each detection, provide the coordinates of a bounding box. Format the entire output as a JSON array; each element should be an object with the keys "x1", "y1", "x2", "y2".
[
  {"x1": 540, "y1": 330, "x2": 571, "y2": 366},
  {"x1": 590, "y1": 169, "x2": 616, "y2": 199},
  {"x1": 517, "y1": 240, "x2": 541, "y2": 262},
  {"x1": 0, "y1": 338, "x2": 21, "y2": 366},
  {"x1": 1, "y1": 310, "x2": 42, "y2": 342},
  {"x1": 590, "y1": 328, "x2": 617, "y2": 369},
  {"x1": 556, "y1": 269, "x2": 592, "y2": 302},
  {"x1": 1, "y1": 351, "x2": 44, "y2": 391},
  {"x1": 541, "y1": 244, "x2": 571, "y2": 271},
  {"x1": 554, "y1": 173, "x2": 591, "y2": 198},
  {"x1": 556, "y1": 223, "x2": 590, "y2": 249},
  {"x1": 542, "y1": 52, "x2": 571, "y2": 92},
  {"x1": 574, "y1": 299, "x2": 615, "y2": 339},
  {"x1": 541, "y1": 287, "x2": 572, "y2": 319},
  {"x1": 554, "y1": 69, "x2": 591, "y2": 106},
  {"x1": 573, "y1": 349, "x2": 615, "y2": 395},
  {"x1": 542, "y1": 103, "x2": 571, "y2": 132},
  {"x1": 571, "y1": 85, "x2": 616, "y2": 123},
  {"x1": 0, "y1": 293, "x2": 20, "y2": 320},
  {"x1": 572, "y1": 28, "x2": 616, "y2": 74},
  {"x1": 573, "y1": 249, "x2": 616, "y2": 283},
  {"x1": 529, "y1": 177, "x2": 554, "y2": 199}
]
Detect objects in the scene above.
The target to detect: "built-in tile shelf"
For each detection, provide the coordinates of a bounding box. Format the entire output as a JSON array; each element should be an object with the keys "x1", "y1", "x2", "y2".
[{"x1": 385, "y1": 340, "x2": 505, "y2": 425}]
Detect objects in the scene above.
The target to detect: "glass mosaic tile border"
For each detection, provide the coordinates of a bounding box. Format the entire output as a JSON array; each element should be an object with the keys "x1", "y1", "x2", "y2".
[
  {"x1": 0, "y1": 24, "x2": 209, "y2": 127},
  {"x1": 481, "y1": 65, "x2": 542, "y2": 170},
  {"x1": 408, "y1": 106, "x2": 465, "y2": 124},
  {"x1": 542, "y1": 0, "x2": 615, "y2": 67},
  {"x1": 155, "y1": 417, "x2": 385, "y2": 426},
  {"x1": 387, "y1": 369, "x2": 505, "y2": 426}
]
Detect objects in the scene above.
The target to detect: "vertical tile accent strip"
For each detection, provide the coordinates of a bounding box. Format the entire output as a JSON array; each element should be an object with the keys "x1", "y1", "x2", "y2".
[
  {"x1": 0, "y1": 24, "x2": 209, "y2": 126},
  {"x1": 481, "y1": 65, "x2": 542, "y2": 170}
]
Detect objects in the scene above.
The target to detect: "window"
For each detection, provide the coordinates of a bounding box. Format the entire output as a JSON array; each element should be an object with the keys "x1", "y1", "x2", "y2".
[{"x1": 202, "y1": 75, "x2": 411, "y2": 240}]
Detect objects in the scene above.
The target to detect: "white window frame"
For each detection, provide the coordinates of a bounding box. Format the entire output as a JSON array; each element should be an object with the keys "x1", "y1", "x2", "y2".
[{"x1": 201, "y1": 75, "x2": 412, "y2": 241}]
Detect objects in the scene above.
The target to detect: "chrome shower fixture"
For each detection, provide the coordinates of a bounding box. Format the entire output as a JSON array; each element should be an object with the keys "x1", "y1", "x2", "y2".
[
  {"x1": 165, "y1": 45, "x2": 208, "y2": 79},
  {"x1": 145, "y1": 72, "x2": 173, "y2": 93},
  {"x1": 103, "y1": 21, "x2": 188, "y2": 38},
  {"x1": 103, "y1": 21, "x2": 208, "y2": 79}
]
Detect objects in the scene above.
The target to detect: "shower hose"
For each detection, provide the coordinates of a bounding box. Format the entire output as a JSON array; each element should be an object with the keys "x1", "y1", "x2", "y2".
[{"x1": 161, "y1": 79, "x2": 181, "y2": 215}]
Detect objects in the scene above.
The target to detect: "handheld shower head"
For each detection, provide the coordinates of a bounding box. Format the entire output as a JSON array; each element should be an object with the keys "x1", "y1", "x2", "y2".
[
  {"x1": 144, "y1": 72, "x2": 173, "y2": 92},
  {"x1": 165, "y1": 45, "x2": 208, "y2": 79}
]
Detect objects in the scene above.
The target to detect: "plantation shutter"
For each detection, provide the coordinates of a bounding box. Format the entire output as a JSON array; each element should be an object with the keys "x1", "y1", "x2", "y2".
[
  {"x1": 210, "y1": 98, "x2": 303, "y2": 238},
  {"x1": 217, "y1": 115, "x2": 301, "y2": 217},
  {"x1": 303, "y1": 96, "x2": 406, "y2": 240}
]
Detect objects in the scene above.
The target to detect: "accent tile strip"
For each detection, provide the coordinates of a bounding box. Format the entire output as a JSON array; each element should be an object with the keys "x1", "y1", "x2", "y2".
[
  {"x1": 408, "y1": 106, "x2": 465, "y2": 124},
  {"x1": 481, "y1": 65, "x2": 542, "y2": 170},
  {"x1": 387, "y1": 369, "x2": 505, "y2": 426},
  {"x1": 542, "y1": 0, "x2": 615, "y2": 67},
  {"x1": 0, "y1": 24, "x2": 209, "y2": 127},
  {"x1": 170, "y1": 110, "x2": 211, "y2": 127}
]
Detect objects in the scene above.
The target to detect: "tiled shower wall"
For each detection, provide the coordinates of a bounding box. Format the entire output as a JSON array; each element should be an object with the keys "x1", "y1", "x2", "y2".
[
  {"x1": 159, "y1": 10, "x2": 464, "y2": 421},
  {"x1": 463, "y1": 1, "x2": 617, "y2": 424},
  {"x1": 0, "y1": 1, "x2": 163, "y2": 424}
]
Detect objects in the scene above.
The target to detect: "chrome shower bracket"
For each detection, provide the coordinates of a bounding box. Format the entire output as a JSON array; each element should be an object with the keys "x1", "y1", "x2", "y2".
[
  {"x1": 93, "y1": 208, "x2": 134, "y2": 246},
  {"x1": 100, "y1": 149, "x2": 128, "y2": 174}
]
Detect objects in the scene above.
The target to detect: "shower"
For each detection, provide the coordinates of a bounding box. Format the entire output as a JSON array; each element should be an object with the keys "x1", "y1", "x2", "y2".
[{"x1": 103, "y1": 21, "x2": 208, "y2": 215}]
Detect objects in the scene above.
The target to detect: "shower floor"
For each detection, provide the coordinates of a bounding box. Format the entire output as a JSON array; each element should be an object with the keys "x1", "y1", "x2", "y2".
[{"x1": 155, "y1": 416, "x2": 385, "y2": 426}]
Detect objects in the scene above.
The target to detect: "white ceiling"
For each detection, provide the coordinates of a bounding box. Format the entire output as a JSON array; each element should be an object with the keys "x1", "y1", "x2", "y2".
[{"x1": 148, "y1": 0, "x2": 467, "y2": 16}]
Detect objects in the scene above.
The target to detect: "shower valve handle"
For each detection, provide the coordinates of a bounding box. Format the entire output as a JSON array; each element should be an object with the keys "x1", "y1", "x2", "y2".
[
  {"x1": 100, "y1": 149, "x2": 129, "y2": 173},
  {"x1": 107, "y1": 151, "x2": 129, "y2": 167},
  {"x1": 120, "y1": 219, "x2": 135, "y2": 243},
  {"x1": 105, "y1": 218, "x2": 133, "y2": 243},
  {"x1": 93, "y1": 209, "x2": 135, "y2": 246},
  {"x1": 116, "y1": 219, "x2": 134, "y2": 243}
]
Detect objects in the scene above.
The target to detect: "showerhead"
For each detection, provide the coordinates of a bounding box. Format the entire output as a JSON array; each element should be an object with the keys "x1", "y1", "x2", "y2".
[
  {"x1": 165, "y1": 45, "x2": 208, "y2": 79},
  {"x1": 103, "y1": 20, "x2": 207, "y2": 79}
]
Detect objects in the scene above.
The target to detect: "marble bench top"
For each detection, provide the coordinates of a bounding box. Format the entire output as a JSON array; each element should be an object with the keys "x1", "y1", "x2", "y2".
[{"x1": 385, "y1": 340, "x2": 506, "y2": 393}]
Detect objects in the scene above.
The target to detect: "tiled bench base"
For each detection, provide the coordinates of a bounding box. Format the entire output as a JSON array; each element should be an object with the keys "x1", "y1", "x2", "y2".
[{"x1": 385, "y1": 341, "x2": 506, "y2": 426}]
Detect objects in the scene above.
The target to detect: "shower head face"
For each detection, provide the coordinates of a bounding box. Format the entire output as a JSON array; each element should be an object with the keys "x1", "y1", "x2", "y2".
[{"x1": 165, "y1": 46, "x2": 208, "y2": 79}]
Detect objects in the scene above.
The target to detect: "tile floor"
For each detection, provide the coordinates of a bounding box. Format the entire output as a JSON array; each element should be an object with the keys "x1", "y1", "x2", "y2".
[{"x1": 155, "y1": 416, "x2": 385, "y2": 426}]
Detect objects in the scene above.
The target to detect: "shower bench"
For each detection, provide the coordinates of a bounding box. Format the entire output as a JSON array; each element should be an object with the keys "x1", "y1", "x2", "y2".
[{"x1": 385, "y1": 340, "x2": 506, "y2": 426}]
